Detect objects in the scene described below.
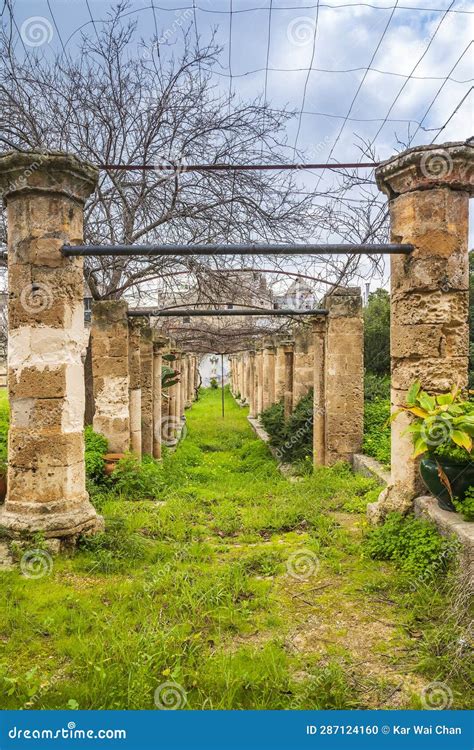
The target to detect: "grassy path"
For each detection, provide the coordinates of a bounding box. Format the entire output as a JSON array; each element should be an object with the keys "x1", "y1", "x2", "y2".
[{"x1": 0, "y1": 388, "x2": 469, "y2": 709}]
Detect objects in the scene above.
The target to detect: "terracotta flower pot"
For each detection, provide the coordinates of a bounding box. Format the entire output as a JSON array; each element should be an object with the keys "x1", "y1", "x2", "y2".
[{"x1": 103, "y1": 453, "x2": 125, "y2": 476}]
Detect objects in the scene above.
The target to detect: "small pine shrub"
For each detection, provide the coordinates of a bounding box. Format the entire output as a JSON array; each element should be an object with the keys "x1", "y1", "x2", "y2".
[
  {"x1": 259, "y1": 391, "x2": 313, "y2": 464},
  {"x1": 363, "y1": 512, "x2": 455, "y2": 578}
]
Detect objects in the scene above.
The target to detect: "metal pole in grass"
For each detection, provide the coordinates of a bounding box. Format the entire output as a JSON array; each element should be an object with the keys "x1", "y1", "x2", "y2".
[{"x1": 221, "y1": 353, "x2": 225, "y2": 419}]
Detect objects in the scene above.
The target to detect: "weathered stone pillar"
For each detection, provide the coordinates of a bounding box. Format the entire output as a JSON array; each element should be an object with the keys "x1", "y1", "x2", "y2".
[
  {"x1": 128, "y1": 318, "x2": 142, "y2": 457},
  {"x1": 275, "y1": 341, "x2": 287, "y2": 403},
  {"x1": 0, "y1": 151, "x2": 101, "y2": 541},
  {"x1": 152, "y1": 335, "x2": 168, "y2": 460},
  {"x1": 324, "y1": 288, "x2": 364, "y2": 464},
  {"x1": 256, "y1": 348, "x2": 264, "y2": 415},
  {"x1": 241, "y1": 353, "x2": 247, "y2": 403},
  {"x1": 283, "y1": 344, "x2": 294, "y2": 420},
  {"x1": 369, "y1": 141, "x2": 473, "y2": 522},
  {"x1": 293, "y1": 327, "x2": 314, "y2": 405},
  {"x1": 140, "y1": 325, "x2": 154, "y2": 456},
  {"x1": 312, "y1": 318, "x2": 327, "y2": 466},
  {"x1": 91, "y1": 300, "x2": 130, "y2": 453},
  {"x1": 262, "y1": 343, "x2": 276, "y2": 411},
  {"x1": 186, "y1": 356, "x2": 193, "y2": 407},
  {"x1": 247, "y1": 351, "x2": 256, "y2": 418}
]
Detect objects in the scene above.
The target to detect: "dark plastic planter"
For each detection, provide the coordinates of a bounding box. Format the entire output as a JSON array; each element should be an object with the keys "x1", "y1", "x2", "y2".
[{"x1": 419, "y1": 456, "x2": 474, "y2": 511}]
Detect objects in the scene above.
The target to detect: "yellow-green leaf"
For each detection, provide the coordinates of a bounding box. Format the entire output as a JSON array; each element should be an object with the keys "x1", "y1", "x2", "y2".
[{"x1": 451, "y1": 430, "x2": 472, "y2": 452}]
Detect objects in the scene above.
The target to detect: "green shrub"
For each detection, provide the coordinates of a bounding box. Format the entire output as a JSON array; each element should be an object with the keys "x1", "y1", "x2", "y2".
[
  {"x1": 364, "y1": 373, "x2": 390, "y2": 401},
  {"x1": 111, "y1": 453, "x2": 165, "y2": 500},
  {"x1": 364, "y1": 512, "x2": 456, "y2": 578},
  {"x1": 84, "y1": 426, "x2": 108, "y2": 482},
  {"x1": 210, "y1": 377, "x2": 218, "y2": 389},
  {"x1": 362, "y1": 398, "x2": 390, "y2": 465},
  {"x1": 453, "y1": 486, "x2": 474, "y2": 521},
  {"x1": 259, "y1": 391, "x2": 313, "y2": 464}
]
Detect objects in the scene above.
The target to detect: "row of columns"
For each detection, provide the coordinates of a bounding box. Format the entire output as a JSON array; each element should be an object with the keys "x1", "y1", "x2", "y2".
[
  {"x1": 90, "y1": 300, "x2": 198, "y2": 460},
  {"x1": 0, "y1": 141, "x2": 471, "y2": 544},
  {"x1": 230, "y1": 287, "x2": 364, "y2": 467}
]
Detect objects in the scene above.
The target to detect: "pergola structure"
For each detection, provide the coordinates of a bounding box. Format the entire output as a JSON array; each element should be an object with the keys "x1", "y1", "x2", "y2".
[{"x1": 0, "y1": 140, "x2": 471, "y2": 546}]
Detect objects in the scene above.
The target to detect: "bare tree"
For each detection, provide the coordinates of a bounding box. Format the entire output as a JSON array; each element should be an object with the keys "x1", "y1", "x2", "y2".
[{"x1": 0, "y1": 2, "x2": 389, "y2": 352}]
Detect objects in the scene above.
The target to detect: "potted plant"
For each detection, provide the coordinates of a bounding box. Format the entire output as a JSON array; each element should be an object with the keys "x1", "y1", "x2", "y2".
[{"x1": 391, "y1": 381, "x2": 474, "y2": 511}]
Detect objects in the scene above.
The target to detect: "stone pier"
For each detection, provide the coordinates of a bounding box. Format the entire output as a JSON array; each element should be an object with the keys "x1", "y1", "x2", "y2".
[
  {"x1": 283, "y1": 344, "x2": 294, "y2": 420},
  {"x1": 323, "y1": 288, "x2": 364, "y2": 464},
  {"x1": 369, "y1": 141, "x2": 474, "y2": 522},
  {"x1": 91, "y1": 300, "x2": 130, "y2": 453},
  {"x1": 247, "y1": 351, "x2": 256, "y2": 418},
  {"x1": 0, "y1": 151, "x2": 102, "y2": 541},
  {"x1": 152, "y1": 334, "x2": 168, "y2": 460},
  {"x1": 262, "y1": 343, "x2": 276, "y2": 411},
  {"x1": 293, "y1": 327, "x2": 314, "y2": 404},
  {"x1": 128, "y1": 318, "x2": 142, "y2": 457},
  {"x1": 140, "y1": 325, "x2": 154, "y2": 456},
  {"x1": 256, "y1": 349, "x2": 264, "y2": 415}
]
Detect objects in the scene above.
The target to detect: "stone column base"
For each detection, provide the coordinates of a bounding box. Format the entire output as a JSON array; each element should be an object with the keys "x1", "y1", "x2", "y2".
[
  {"x1": 367, "y1": 484, "x2": 415, "y2": 525},
  {"x1": 0, "y1": 500, "x2": 103, "y2": 541}
]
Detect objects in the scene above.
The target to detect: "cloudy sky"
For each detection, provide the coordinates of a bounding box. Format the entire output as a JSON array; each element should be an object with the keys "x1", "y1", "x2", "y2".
[
  {"x1": 3, "y1": 0, "x2": 474, "y2": 275},
  {"x1": 7, "y1": 0, "x2": 472, "y2": 163}
]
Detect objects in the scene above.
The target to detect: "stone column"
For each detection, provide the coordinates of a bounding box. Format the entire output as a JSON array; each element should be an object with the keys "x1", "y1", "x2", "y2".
[
  {"x1": 128, "y1": 318, "x2": 142, "y2": 458},
  {"x1": 152, "y1": 335, "x2": 168, "y2": 461},
  {"x1": 0, "y1": 150, "x2": 101, "y2": 541},
  {"x1": 256, "y1": 348, "x2": 264, "y2": 415},
  {"x1": 186, "y1": 356, "x2": 193, "y2": 407},
  {"x1": 275, "y1": 341, "x2": 288, "y2": 403},
  {"x1": 312, "y1": 318, "x2": 327, "y2": 466},
  {"x1": 283, "y1": 344, "x2": 294, "y2": 420},
  {"x1": 262, "y1": 343, "x2": 276, "y2": 411},
  {"x1": 369, "y1": 141, "x2": 473, "y2": 522},
  {"x1": 324, "y1": 288, "x2": 364, "y2": 465},
  {"x1": 91, "y1": 300, "x2": 130, "y2": 453},
  {"x1": 247, "y1": 351, "x2": 256, "y2": 418},
  {"x1": 293, "y1": 327, "x2": 314, "y2": 405},
  {"x1": 140, "y1": 325, "x2": 154, "y2": 456}
]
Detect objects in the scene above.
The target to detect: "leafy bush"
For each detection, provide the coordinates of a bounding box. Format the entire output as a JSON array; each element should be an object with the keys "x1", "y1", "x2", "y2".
[
  {"x1": 362, "y1": 398, "x2": 390, "y2": 466},
  {"x1": 364, "y1": 373, "x2": 390, "y2": 401},
  {"x1": 259, "y1": 391, "x2": 313, "y2": 463},
  {"x1": 111, "y1": 453, "x2": 165, "y2": 500},
  {"x1": 364, "y1": 512, "x2": 455, "y2": 578},
  {"x1": 84, "y1": 426, "x2": 108, "y2": 482},
  {"x1": 210, "y1": 377, "x2": 218, "y2": 389},
  {"x1": 364, "y1": 289, "x2": 390, "y2": 376},
  {"x1": 392, "y1": 381, "x2": 474, "y2": 460},
  {"x1": 453, "y1": 486, "x2": 474, "y2": 521}
]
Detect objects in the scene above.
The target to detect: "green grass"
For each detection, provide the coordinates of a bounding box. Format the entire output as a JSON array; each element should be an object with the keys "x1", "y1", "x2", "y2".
[{"x1": 0, "y1": 388, "x2": 471, "y2": 710}]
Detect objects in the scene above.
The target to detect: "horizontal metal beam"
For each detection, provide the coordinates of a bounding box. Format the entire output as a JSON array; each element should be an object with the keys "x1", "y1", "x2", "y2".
[
  {"x1": 127, "y1": 308, "x2": 328, "y2": 318},
  {"x1": 62, "y1": 242, "x2": 413, "y2": 257}
]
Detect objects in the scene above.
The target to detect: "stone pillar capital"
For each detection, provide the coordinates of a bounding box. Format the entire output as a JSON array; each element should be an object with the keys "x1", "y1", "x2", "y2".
[
  {"x1": 323, "y1": 287, "x2": 362, "y2": 317},
  {"x1": 375, "y1": 140, "x2": 474, "y2": 200},
  {"x1": 152, "y1": 334, "x2": 170, "y2": 352},
  {"x1": 0, "y1": 150, "x2": 98, "y2": 205},
  {"x1": 92, "y1": 299, "x2": 128, "y2": 326}
]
